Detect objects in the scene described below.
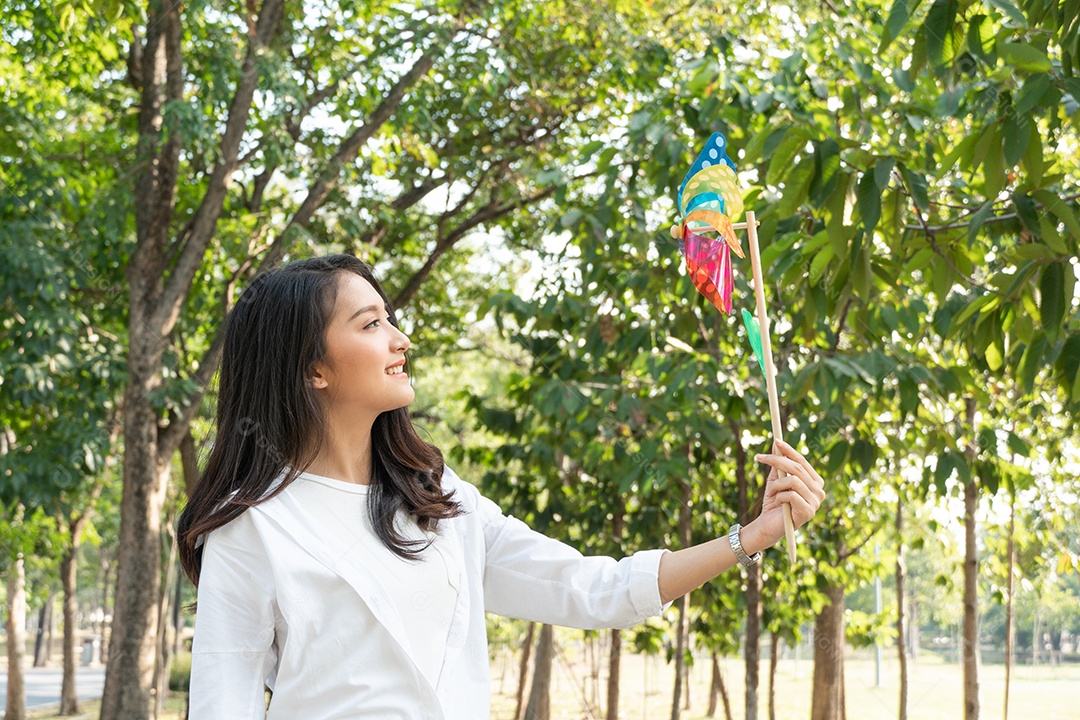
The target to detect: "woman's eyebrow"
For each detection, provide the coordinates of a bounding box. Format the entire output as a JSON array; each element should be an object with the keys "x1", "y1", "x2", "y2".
[{"x1": 348, "y1": 304, "x2": 380, "y2": 321}]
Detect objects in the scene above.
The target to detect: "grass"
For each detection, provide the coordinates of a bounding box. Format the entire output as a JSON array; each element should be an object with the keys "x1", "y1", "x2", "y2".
[
  {"x1": 17, "y1": 644, "x2": 1080, "y2": 719},
  {"x1": 27, "y1": 697, "x2": 187, "y2": 720},
  {"x1": 489, "y1": 642, "x2": 1080, "y2": 720}
]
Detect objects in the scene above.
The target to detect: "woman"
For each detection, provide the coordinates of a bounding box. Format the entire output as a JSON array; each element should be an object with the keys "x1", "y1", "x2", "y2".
[{"x1": 177, "y1": 254, "x2": 825, "y2": 719}]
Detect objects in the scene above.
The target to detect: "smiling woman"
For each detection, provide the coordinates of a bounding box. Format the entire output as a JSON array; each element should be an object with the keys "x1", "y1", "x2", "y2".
[{"x1": 175, "y1": 254, "x2": 826, "y2": 719}]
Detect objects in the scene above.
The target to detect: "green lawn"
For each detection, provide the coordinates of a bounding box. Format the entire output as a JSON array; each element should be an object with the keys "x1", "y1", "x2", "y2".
[
  {"x1": 16, "y1": 644, "x2": 1080, "y2": 719},
  {"x1": 490, "y1": 644, "x2": 1080, "y2": 720}
]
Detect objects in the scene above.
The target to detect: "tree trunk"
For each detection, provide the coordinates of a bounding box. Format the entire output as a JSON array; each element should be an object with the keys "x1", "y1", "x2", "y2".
[
  {"x1": 707, "y1": 652, "x2": 719, "y2": 718},
  {"x1": 962, "y1": 397, "x2": 980, "y2": 720},
  {"x1": 606, "y1": 629, "x2": 622, "y2": 720},
  {"x1": 895, "y1": 497, "x2": 908, "y2": 720},
  {"x1": 524, "y1": 624, "x2": 554, "y2": 720},
  {"x1": 6, "y1": 551, "x2": 28, "y2": 720},
  {"x1": 61, "y1": 529, "x2": 82, "y2": 715},
  {"x1": 908, "y1": 594, "x2": 919, "y2": 663},
  {"x1": 670, "y1": 477, "x2": 693, "y2": 720},
  {"x1": 47, "y1": 592, "x2": 57, "y2": 664},
  {"x1": 768, "y1": 632, "x2": 779, "y2": 720},
  {"x1": 99, "y1": 453, "x2": 172, "y2": 720},
  {"x1": 99, "y1": 553, "x2": 112, "y2": 653},
  {"x1": 515, "y1": 622, "x2": 536, "y2": 720},
  {"x1": 155, "y1": 524, "x2": 180, "y2": 716},
  {"x1": 99, "y1": 0, "x2": 181, "y2": 712},
  {"x1": 810, "y1": 582, "x2": 846, "y2": 720},
  {"x1": 711, "y1": 652, "x2": 734, "y2": 720},
  {"x1": 1003, "y1": 492, "x2": 1015, "y2": 720},
  {"x1": 173, "y1": 559, "x2": 185, "y2": 656},
  {"x1": 34, "y1": 592, "x2": 53, "y2": 667}
]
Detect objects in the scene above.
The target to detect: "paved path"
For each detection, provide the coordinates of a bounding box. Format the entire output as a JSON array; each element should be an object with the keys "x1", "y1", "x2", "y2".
[{"x1": 0, "y1": 666, "x2": 105, "y2": 717}]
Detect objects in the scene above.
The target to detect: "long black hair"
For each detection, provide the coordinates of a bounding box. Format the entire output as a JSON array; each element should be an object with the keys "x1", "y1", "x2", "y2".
[{"x1": 177, "y1": 255, "x2": 461, "y2": 586}]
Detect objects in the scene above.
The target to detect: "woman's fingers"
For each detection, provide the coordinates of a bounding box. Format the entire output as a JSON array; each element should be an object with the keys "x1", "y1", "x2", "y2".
[
  {"x1": 771, "y1": 489, "x2": 816, "y2": 526},
  {"x1": 757, "y1": 441, "x2": 825, "y2": 499},
  {"x1": 764, "y1": 473, "x2": 821, "y2": 508},
  {"x1": 774, "y1": 440, "x2": 825, "y2": 488}
]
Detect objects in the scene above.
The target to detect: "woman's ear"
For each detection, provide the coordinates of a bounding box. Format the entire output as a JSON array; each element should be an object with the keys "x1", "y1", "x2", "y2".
[{"x1": 309, "y1": 363, "x2": 330, "y2": 390}]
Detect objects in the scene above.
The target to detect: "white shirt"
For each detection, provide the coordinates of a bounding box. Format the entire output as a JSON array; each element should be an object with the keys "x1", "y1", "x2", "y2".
[
  {"x1": 292, "y1": 471, "x2": 458, "y2": 687},
  {"x1": 189, "y1": 466, "x2": 669, "y2": 719}
]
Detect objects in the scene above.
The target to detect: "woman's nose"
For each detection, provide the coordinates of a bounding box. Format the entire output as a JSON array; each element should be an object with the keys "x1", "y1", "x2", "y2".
[{"x1": 393, "y1": 327, "x2": 411, "y2": 353}]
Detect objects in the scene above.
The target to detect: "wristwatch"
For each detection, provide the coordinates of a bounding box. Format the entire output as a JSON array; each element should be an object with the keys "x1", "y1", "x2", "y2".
[{"x1": 728, "y1": 523, "x2": 763, "y2": 567}]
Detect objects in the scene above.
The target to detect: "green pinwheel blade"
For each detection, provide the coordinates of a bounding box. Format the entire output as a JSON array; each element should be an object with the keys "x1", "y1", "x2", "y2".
[{"x1": 742, "y1": 309, "x2": 765, "y2": 376}]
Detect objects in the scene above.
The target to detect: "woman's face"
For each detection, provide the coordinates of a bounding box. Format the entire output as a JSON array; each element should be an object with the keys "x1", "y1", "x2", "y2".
[{"x1": 310, "y1": 272, "x2": 414, "y2": 416}]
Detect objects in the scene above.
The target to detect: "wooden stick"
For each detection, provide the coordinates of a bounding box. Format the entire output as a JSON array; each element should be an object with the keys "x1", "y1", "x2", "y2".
[{"x1": 744, "y1": 211, "x2": 797, "y2": 564}]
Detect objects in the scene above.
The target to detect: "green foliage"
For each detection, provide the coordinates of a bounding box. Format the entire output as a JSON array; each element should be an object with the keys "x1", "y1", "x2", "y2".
[{"x1": 2, "y1": 0, "x2": 1078, "y2": 697}]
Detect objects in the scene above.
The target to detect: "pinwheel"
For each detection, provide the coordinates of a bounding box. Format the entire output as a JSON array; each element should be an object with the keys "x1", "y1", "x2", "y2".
[{"x1": 670, "y1": 131, "x2": 798, "y2": 563}]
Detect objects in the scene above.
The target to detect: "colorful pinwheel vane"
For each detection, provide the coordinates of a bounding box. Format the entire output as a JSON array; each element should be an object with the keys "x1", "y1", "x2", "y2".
[
  {"x1": 669, "y1": 132, "x2": 745, "y2": 315},
  {"x1": 670, "y1": 131, "x2": 764, "y2": 374}
]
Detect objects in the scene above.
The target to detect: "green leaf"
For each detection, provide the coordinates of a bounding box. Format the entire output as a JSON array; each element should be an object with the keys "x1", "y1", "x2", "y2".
[
  {"x1": 881, "y1": 0, "x2": 912, "y2": 52},
  {"x1": 767, "y1": 128, "x2": 809, "y2": 186},
  {"x1": 857, "y1": 171, "x2": 881, "y2": 231},
  {"x1": 985, "y1": 336, "x2": 1004, "y2": 370},
  {"x1": 1011, "y1": 193, "x2": 1041, "y2": 238},
  {"x1": 1064, "y1": 77, "x2": 1080, "y2": 105},
  {"x1": 1006, "y1": 432, "x2": 1031, "y2": 457},
  {"x1": 1032, "y1": 189, "x2": 1080, "y2": 241},
  {"x1": 967, "y1": 15, "x2": 996, "y2": 61},
  {"x1": 778, "y1": 160, "x2": 814, "y2": 217},
  {"x1": 1003, "y1": 112, "x2": 1030, "y2": 166},
  {"x1": 874, "y1": 157, "x2": 896, "y2": 188},
  {"x1": 1022, "y1": 120, "x2": 1044, "y2": 184},
  {"x1": 809, "y1": 140, "x2": 841, "y2": 208},
  {"x1": 826, "y1": 442, "x2": 849, "y2": 475},
  {"x1": 984, "y1": 0, "x2": 1027, "y2": 25},
  {"x1": 997, "y1": 42, "x2": 1053, "y2": 73},
  {"x1": 809, "y1": 245, "x2": 835, "y2": 286},
  {"x1": 949, "y1": 294, "x2": 994, "y2": 333},
  {"x1": 596, "y1": 146, "x2": 618, "y2": 173},
  {"x1": 1014, "y1": 73, "x2": 1051, "y2": 115},
  {"x1": 982, "y1": 126, "x2": 1005, "y2": 198},
  {"x1": 1039, "y1": 215, "x2": 1069, "y2": 254},
  {"x1": 899, "y1": 378, "x2": 919, "y2": 418},
  {"x1": 967, "y1": 202, "x2": 995, "y2": 243},
  {"x1": 1018, "y1": 334, "x2": 1047, "y2": 392},
  {"x1": 901, "y1": 166, "x2": 930, "y2": 213},
  {"x1": 925, "y1": 0, "x2": 958, "y2": 67},
  {"x1": 578, "y1": 140, "x2": 604, "y2": 161},
  {"x1": 1039, "y1": 262, "x2": 1065, "y2": 340},
  {"x1": 935, "y1": 452, "x2": 955, "y2": 493},
  {"x1": 941, "y1": 134, "x2": 977, "y2": 175}
]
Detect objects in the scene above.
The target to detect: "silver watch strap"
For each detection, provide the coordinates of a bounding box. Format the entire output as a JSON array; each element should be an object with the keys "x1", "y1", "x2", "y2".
[{"x1": 728, "y1": 523, "x2": 762, "y2": 567}]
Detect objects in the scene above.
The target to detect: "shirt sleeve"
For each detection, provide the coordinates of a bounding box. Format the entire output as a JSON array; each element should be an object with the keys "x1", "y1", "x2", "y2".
[
  {"x1": 188, "y1": 511, "x2": 276, "y2": 720},
  {"x1": 468, "y1": 483, "x2": 670, "y2": 630}
]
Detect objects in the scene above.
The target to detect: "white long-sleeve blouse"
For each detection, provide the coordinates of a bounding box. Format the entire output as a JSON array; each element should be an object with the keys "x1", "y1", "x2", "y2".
[{"x1": 188, "y1": 466, "x2": 668, "y2": 719}]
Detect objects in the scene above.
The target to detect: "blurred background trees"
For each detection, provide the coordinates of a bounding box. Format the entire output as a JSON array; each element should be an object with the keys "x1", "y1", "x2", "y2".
[{"x1": 1, "y1": 0, "x2": 1077, "y2": 718}]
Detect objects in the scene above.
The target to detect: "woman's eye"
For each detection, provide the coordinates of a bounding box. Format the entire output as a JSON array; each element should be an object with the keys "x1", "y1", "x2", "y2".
[{"x1": 364, "y1": 319, "x2": 380, "y2": 329}]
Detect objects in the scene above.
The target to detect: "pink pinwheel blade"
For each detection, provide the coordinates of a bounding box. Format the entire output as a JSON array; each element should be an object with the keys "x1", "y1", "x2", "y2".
[{"x1": 683, "y1": 229, "x2": 735, "y2": 314}]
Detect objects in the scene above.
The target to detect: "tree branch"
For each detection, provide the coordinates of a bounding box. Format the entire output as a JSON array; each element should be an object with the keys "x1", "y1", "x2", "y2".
[
  {"x1": 252, "y1": 39, "x2": 450, "y2": 275},
  {"x1": 392, "y1": 184, "x2": 558, "y2": 308},
  {"x1": 151, "y1": 0, "x2": 287, "y2": 336},
  {"x1": 129, "y1": 0, "x2": 184, "y2": 301}
]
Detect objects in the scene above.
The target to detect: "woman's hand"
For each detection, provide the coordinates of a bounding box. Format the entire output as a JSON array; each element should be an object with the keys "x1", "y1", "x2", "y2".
[
  {"x1": 743, "y1": 440, "x2": 826, "y2": 553},
  {"x1": 656, "y1": 441, "x2": 825, "y2": 603}
]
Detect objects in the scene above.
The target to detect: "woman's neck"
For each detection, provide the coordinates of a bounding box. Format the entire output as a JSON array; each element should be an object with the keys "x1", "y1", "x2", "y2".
[{"x1": 302, "y1": 415, "x2": 375, "y2": 484}]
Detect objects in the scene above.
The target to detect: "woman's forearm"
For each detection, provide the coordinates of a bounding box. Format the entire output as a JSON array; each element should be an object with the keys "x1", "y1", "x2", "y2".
[{"x1": 656, "y1": 520, "x2": 769, "y2": 605}]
